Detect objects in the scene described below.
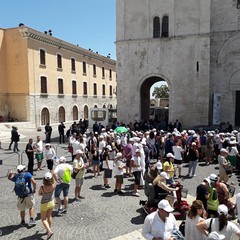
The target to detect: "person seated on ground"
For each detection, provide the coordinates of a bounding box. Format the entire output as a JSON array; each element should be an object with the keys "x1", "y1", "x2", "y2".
[
  {"x1": 197, "y1": 204, "x2": 240, "y2": 239},
  {"x1": 142, "y1": 199, "x2": 180, "y2": 240},
  {"x1": 152, "y1": 172, "x2": 179, "y2": 206}
]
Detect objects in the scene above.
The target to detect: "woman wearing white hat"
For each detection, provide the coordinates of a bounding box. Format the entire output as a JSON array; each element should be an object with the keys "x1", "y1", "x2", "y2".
[
  {"x1": 197, "y1": 204, "x2": 240, "y2": 239},
  {"x1": 38, "y1": 172, "x2": 55, "y2": 239}
]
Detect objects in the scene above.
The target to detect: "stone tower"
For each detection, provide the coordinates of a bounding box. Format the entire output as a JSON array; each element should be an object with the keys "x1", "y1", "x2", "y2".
[{"x1": 116, "y1": 0, "x2": 240, "y2": 128}]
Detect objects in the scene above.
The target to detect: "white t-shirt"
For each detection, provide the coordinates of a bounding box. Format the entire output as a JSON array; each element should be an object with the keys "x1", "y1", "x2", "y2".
[
  {"x1": 205, "y1": 218, "x2": 240, "y2": 239},
  {"x1": 142, "y1": 210, "x2": 178, "y2": 240},
  {"x1": 34, "y1": 140, "x2": 43, "y2": 152},
  {"x1": 54, "y1": 163, "x2": 73, "y2": 185},
  {"x1": 114, "y1": 160, "x2": 124, "y2": 175},
  {"x1": 172, "y1": 146, "x2": 183, "y2": 161},
  {"x1": 131, "y1": 156, "x2": 141, "y2": 172}
]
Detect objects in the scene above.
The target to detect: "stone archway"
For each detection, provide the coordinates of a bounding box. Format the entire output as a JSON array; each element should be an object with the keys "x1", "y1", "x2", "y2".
[
  {"x1": 140, "y1": 76, "x2": 169, "y2": 122},
  {"x1": 41, "y1": 107, "x2": 50, "y2": 125}
]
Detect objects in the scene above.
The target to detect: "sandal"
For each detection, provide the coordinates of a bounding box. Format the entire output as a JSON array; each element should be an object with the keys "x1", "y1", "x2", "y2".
[{"x1": 46, "y1": 232, "x2": 53, "y2": 240}]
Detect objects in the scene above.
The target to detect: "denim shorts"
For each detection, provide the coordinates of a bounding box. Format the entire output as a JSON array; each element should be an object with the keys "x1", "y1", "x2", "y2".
[{"x1": 54, "y1": 183, "x2": 70, "y2": 198}]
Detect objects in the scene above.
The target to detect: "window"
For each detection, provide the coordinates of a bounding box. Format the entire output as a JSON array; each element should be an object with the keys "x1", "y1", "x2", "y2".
[
  {"x1": 71, "y1": 58, "x2": 76, "y2": 72},
  {"x1": 93, "y1": 83, "x2": 97, "y2": 95},
  {"x1": 57, "y1": 54, "x2": 62, "y2": 69},
  {"x1": 58, "y1": 78, "x2": 64, "y2": 94},
  {"x1": 40, "y1": 76, "x2": 47, "y2": 94},
  {"x1": 93, "y1": 64, "x2": 96, "y2": 76},
  {"x1": 162, "y1": 15, "x2": 169, "y2": 38},
  {"x1": 83, "y1": 61, "x2": 87, "y2": 75},
  {"x1": 102, "y1": 67, "x2": 105, "y2": 79},
  {"x1": 153, "y1": 16, "x2": 160, "y2": 38},
  {"x1": 109, "y1": 69, "x2": 112, "y2": 79},
  {"x1": 102, "y1": 84, "x2": 106, "y2": 96},
  {"x1": 109, "y1": 85, "x2": 113, "y2": 96},
  {"x1": 72, "y1": 80, "x2": 77, "y2": 94},
  {"x1": 40, "y1": 49, "x2": 46, "y2": 65},
  {"x1": 83, "y1": 82, "x2": 87, "y2": 95}
]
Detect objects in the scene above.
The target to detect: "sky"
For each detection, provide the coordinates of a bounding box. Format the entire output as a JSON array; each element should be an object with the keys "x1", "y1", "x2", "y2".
[{"x1": 0, "y1": 1, "x2": 116, "y2": 59}]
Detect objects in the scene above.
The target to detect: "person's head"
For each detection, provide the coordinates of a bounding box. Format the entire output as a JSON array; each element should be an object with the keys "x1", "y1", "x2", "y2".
[
  {"x1": 166, "y1": 153, "x2": 175, "y2": 163},
  {"x1": 191, "y1": 142, "x2": 197, "y2": 148},
  {"x1": 45, "y1": 143, "x2": 51, "y2": 149},
  {"x1": 135, "y1": 148, "x2": 141, "y2": 156},
  {"x1": 188, "y1": 200, "x2": 204, "y2": 218},
  {"x1": 59, "y1": 156, "x2": 66, "y2": 164},
  {"x1": 220, "y1": 148, "x2": 228, "y2": 157},
  {"x1": 157, "y1": 200, "x2": 174, "y2": 220},
  {"x1": 209, "y1": 174, "x2": 218, "y2": 187},
  {"x1": 43, "y1": 172, "x2": 54, "y2": 186},
  {"x1": 17, "y1": 164, "x2": 26, "y2": 173},
  {"x1": 217, "y1": 204, "x2": 228, "y2": 232}
]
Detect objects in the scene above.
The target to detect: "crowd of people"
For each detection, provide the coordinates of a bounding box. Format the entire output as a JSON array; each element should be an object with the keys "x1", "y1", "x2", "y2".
[{"x1": 6, "y1": 120, "x2": 240, "y2": 240}]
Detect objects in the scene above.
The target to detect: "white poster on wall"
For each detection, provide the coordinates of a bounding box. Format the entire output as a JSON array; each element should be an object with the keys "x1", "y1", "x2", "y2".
[{"x1": 213, "y1": 93, "x2": 221, "y2": 125}]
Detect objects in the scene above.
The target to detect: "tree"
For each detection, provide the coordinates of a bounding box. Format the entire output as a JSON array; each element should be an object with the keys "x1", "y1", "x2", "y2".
[{"x1": 152, "y1": 85, "x2": 169, "y2": 98}]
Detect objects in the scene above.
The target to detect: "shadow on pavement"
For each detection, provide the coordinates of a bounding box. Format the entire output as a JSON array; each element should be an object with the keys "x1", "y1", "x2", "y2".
[{"x1": 0, "y1": 224, "x2": 22, "y2": 237}]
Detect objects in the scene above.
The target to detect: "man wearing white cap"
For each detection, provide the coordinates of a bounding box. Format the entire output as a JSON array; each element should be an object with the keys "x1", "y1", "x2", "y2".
[
  {"x1": 8, "y1": 164, "x2": 37, "y2": 227},
  {"x1": 73, "y1": 150, "x2": 86, "y2": 201},
  {"x1": 142, "y1": 199, "x2": 178, "y2": 240},
  {"x1": 53, "y1": 156, "x2": 73, "y2": 216}
]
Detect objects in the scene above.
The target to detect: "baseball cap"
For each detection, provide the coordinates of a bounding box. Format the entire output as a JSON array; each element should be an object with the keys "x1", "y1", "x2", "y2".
[
  {"x1": 209, "y1": 173, "x2": 218, "y2": 181},
  {"x1": 59, "y1": 156, "x2": 66, "y2": 163},
  {"x1": 76, "y1": 149, "x2": 84, "y2": 154},
  {"x1": 166, "y1": 153, "x2": 175, "y2": 158},
  {"x1": 160, "y1": 171, "x2": 169, "y2": 179},
  {"x1": 220, "y1": 148, "x2": 228, "y2": 154},
  {"x1": 44, "y1": 172, "x2": 52, "y2": 180},
  {"x1": 218, "y1": 204, "x2": 228, "y2": 216},
  {"x1": 158, "y1": 199, "x2": 174, "y2": 212},
  {"x1": 17, "y1": 164, "x2": 26, "y2": 172}
]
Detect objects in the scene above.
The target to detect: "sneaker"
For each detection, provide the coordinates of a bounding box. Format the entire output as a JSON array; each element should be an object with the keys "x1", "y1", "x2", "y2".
[
  {"x1": 61, "y1": 208, "x2": 67, "y2": 214},
  {"x1": 28, "y1": 219, "x2": 36, "y2": 226},
  {"x1": 132, "y1": 192, "x2": 140, "y2": 197},
  {"x1": 20, "y1": 220, "x2": 25, "y2": 227},
  {"x1": 57, "y1": 209, "x2": 62, "y2": 216}
]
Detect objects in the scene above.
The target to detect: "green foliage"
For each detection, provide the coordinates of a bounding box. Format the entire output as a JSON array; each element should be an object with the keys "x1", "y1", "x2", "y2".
[{"x1": 152, "y1": 85, "x2": 169, "y2": 98}]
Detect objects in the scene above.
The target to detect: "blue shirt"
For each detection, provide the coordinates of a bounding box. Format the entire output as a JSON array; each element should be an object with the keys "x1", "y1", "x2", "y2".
[{"x1": 11, "y1": 172, "x2": 33, "y2": 194}]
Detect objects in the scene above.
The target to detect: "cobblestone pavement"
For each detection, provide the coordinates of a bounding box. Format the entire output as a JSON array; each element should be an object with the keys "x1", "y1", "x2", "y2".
[{"x1": 0, "y1": 127, "x2": 240, "y2": 240}]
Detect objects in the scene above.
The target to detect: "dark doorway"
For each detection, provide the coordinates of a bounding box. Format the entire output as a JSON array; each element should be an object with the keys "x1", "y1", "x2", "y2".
[{"x1": 235, "y1": 91, "x2": 240, "y2": 126}]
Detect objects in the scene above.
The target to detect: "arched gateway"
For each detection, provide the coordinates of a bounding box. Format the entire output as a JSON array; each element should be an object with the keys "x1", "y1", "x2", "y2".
[{"x1": 140, "y1": 76, "x2": 169, "y2": 122}]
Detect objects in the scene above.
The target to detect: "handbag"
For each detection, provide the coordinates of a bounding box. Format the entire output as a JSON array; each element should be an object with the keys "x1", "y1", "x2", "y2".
[{"x1": 71, "y1": 170, "x2": 79, "y2": 179}]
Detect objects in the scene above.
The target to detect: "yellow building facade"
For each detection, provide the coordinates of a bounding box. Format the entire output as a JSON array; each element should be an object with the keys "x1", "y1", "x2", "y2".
[{"x1": 0, "y1": 26, "x2": 117, "y2": 127}]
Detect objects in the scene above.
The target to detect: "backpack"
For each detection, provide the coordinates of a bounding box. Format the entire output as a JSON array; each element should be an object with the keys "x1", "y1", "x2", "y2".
[
  {"x1": 62, "y1": 167, "x2": 72, "y2": 183},
  {"x1": 14, "y1": 173, "x2": 29, "y2": 198}
]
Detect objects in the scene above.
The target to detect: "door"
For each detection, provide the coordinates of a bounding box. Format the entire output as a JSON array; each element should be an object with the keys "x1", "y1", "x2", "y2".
[{"x1": 235, "y1": 91, "x2": 240, "y2": 126}]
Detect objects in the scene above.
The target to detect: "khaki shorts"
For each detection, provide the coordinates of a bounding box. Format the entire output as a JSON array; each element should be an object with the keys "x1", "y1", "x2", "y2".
[
  {"x1": 75, "y1": 178, "x2": 84, "y2": 187},
  {"x1": 17, "y1": 194, "x2": 35, "y2": 211}
]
